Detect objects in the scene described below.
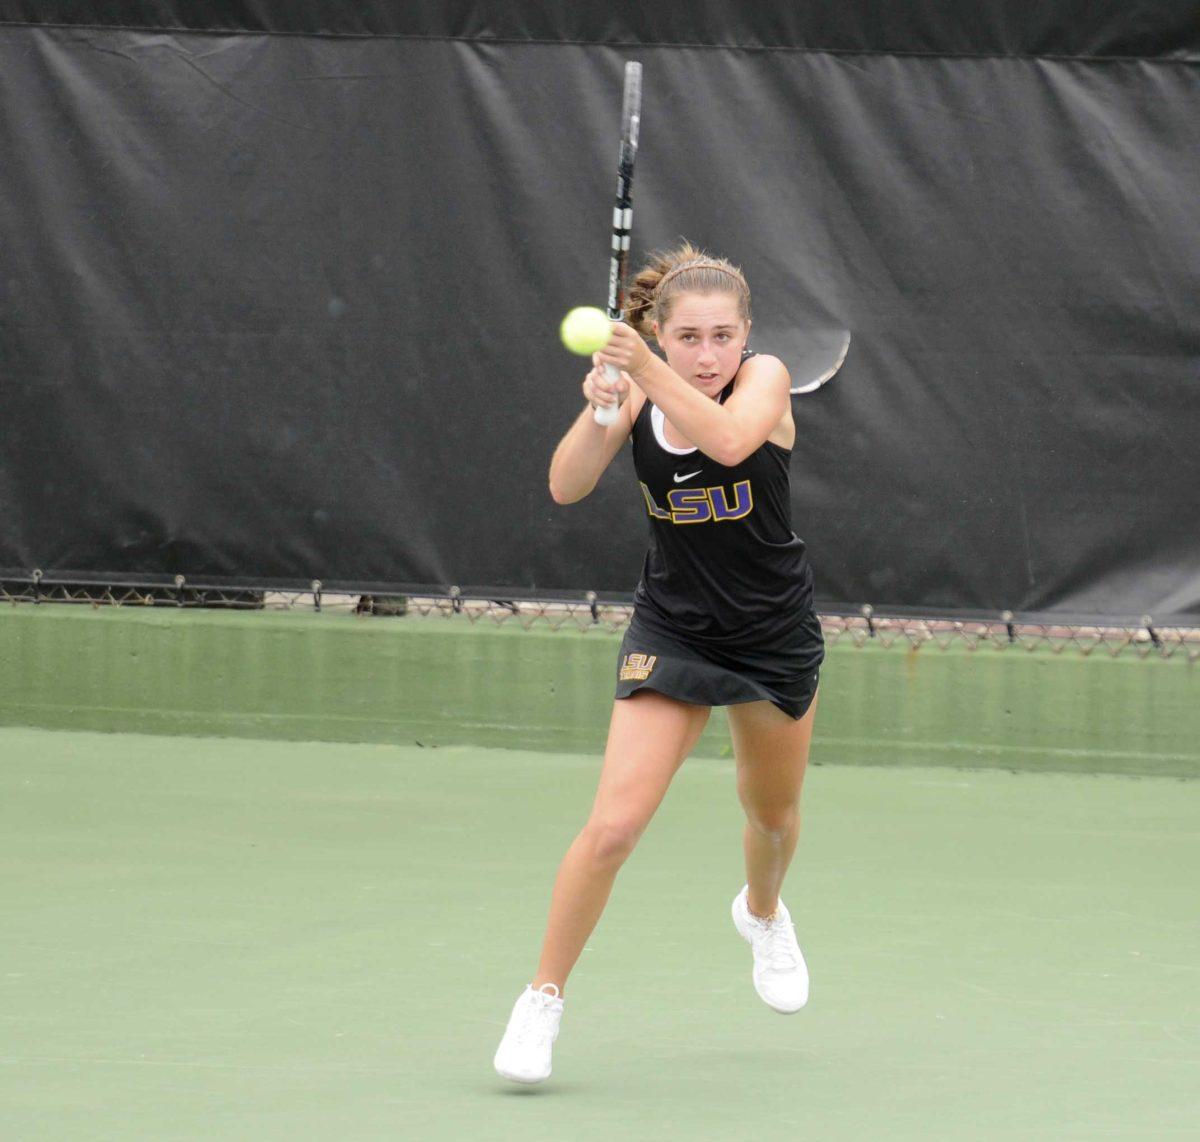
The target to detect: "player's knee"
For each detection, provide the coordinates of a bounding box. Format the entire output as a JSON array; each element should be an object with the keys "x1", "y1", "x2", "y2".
[
  {"x1": 745, "y1": 804, "x2": 798, "y2": 843},
  {"x1": 582, "y1": 816, "x2": 644, "y2": 866}
]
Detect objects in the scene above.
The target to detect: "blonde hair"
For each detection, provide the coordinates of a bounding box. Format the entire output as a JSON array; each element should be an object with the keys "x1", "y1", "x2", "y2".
[{"x1": 624, "y1": 241, "x2": 751, "y2": 338}]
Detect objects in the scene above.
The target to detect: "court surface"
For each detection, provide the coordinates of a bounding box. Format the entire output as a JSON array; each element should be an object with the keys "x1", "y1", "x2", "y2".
[{"x1": 2, "y1": 726, "x2": 1197, "y2": 1140}]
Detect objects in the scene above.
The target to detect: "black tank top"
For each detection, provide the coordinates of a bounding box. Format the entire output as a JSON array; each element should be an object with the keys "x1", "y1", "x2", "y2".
[{"x1": 630, "y1": 353, "x2": 816, "y2": 646}]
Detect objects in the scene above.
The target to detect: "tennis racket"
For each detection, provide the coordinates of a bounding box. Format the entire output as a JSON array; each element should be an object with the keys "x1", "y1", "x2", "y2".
[
  {"x1": 790, "y1": 329, "x2": 851, "y2": 394},
  {"x1": 594, "y1": 61, "x2": 642, "y2": 426}
]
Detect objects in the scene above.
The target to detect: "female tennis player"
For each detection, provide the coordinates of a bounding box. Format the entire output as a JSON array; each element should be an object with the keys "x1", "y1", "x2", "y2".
[{"x1": 494, "y1": 244, "x2": 824, "y2": 1084}]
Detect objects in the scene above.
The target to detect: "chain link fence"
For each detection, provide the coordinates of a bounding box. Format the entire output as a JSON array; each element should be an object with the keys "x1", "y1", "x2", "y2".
[{"x1": 3, "y1": 574, "x2": 1197, "y2": 662}]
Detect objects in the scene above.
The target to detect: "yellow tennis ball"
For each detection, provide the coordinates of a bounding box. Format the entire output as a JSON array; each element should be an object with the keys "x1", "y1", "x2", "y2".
[{"x1": 559, "y1": 306, "x2": 612, "y2": 356}]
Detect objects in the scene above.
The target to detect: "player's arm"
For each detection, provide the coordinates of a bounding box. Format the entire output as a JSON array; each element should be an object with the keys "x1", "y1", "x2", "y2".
[
  {"x1": 597, "y1": 326, "x2": 789, "y2": 466},
  {"x1": 548, "y1": 365, "x2": 644, "y2": 504}
]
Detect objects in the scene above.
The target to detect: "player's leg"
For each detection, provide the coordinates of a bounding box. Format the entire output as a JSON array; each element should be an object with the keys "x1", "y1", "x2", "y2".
[
  {"x1": 531, "y1": 690, "x2": 710, "y2": 993},
  {"x1": 492, "y1": 690, "x2": 705, "y2": 1084},
  {"x1": 726, "y1": 694, "x2": 818, "y2": 1013},
  {"x1": 495, "y1": 691, "x2": 708, "y2": 1082},
  {"x1": 729, "y1": 694, "x2": 818, "y2": 917}
]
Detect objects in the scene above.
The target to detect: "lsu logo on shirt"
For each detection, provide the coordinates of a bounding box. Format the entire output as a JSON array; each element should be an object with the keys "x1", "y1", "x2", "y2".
[
  {"x1": 640, "y1": 479, "x2": 754, "y2": 525},
  {"x1": 619, "y1": 653, "x2": 658, "y2": 681}
]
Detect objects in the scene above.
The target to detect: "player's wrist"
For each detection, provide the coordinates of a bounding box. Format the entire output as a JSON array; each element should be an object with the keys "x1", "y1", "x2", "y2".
[{"x1": 627, "y1": 346, "x2": 656, "y2": 385}]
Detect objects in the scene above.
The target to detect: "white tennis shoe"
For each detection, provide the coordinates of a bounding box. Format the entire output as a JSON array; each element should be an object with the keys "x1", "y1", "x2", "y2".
[
  {"x1": 493, "y1": 983, "x2": 564, "y2": 1084},
  {"x1": 731, "y1": 885, "x2": 809, "y2": 1013}
]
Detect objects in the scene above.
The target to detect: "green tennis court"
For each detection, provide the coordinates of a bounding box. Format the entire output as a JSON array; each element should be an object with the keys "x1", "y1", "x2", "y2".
[{"x1": 2, "y1": 608, "x2": 1197, "y2": 1140}]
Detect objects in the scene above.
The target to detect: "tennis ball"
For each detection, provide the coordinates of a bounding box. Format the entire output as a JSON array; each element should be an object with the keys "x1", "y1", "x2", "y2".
[{"x1": 559, "y1": 306, "x2": 612, "y2": 356}]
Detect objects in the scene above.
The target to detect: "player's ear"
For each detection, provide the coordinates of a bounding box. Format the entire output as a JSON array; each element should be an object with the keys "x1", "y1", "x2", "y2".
[{"x1": 652, "y1": 320, "x2": 662, "y2": 348}]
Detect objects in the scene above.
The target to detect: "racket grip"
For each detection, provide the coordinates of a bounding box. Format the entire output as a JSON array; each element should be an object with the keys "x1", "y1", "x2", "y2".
[{"x1": 593, "y1": 363, "x2": 622, "y2": 425}]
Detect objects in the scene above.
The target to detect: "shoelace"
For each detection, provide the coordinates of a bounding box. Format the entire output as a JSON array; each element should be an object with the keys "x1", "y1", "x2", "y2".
[
  {"x1": 753, "y1": 915, "x2": 800, "y2": 972},
  {"x1": 513, "y1": 985, "x2": 560, "y2": 1045}
]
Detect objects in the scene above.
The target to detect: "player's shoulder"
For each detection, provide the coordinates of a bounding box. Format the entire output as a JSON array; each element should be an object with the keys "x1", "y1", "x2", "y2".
[
  {"x1": 740, "y1": 351, "x2": 786, "y2": 373},
  {"x1": 736, "y1": 352, "x2": 791, "y2": 387}
]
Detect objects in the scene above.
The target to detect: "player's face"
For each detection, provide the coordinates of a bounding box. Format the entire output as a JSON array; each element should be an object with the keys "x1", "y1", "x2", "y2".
[{"x1": 654, "y1": 292, "x2": 750, "y2": 398}]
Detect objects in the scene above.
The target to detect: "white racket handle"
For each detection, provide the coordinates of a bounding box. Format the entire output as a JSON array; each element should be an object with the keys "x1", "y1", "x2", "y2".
[{"x1": 593, "y1": 363, "x2": 621, "y2": 426}]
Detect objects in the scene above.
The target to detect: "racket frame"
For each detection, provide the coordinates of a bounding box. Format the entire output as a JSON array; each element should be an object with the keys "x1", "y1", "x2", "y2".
[{"x1": 594, "y1": 61, "x2": 642, "y2": 426}]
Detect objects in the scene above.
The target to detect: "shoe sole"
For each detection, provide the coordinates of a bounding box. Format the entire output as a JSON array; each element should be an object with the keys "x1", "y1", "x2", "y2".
[{"x1": 494, "y1": 1061, "x2": 551, "y2": 1084}]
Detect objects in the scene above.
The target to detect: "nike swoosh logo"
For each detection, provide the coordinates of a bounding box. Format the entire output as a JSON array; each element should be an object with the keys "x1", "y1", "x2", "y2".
[{"x1": 673, "y1": 470, "x2": 703, "y2": 483}]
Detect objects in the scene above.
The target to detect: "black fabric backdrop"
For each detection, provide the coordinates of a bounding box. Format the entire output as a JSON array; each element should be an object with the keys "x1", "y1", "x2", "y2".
[
  {"x1": 1, "y1": 3, "x2": 1198, "y2": 619},
  {"x1": 1, "y1": 1, "x2": 1198, "y2": 59}
]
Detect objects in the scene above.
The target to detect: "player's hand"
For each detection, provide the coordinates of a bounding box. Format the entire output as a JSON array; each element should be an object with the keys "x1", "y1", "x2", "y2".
[
  {"x1": 583, "y1": 362, "x2": 630, "y2": 411},
  {"x1": 595, "y1": 321, "x2": 653, "y2": 379}
]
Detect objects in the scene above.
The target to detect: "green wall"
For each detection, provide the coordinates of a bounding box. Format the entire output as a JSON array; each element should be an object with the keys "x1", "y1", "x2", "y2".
[{"x1": 1, "y1": 606, "x2": 1196, "y2": 776}]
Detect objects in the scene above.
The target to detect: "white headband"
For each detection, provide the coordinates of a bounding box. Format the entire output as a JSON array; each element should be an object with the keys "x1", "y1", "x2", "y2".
[{"x1": 656, "y1": 259, "x2": 745, "y2": 293}]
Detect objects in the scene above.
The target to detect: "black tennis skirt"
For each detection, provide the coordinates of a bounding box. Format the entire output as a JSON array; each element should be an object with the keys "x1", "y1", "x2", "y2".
[{"x1": 614, "y1": 607, "x2": 824, "y2": 720}]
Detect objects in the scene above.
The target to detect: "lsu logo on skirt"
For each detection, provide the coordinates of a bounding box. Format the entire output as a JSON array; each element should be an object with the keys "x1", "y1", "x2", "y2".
[{"x1": 619, "y1": 653, "x2": 658, "y2": 681}]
